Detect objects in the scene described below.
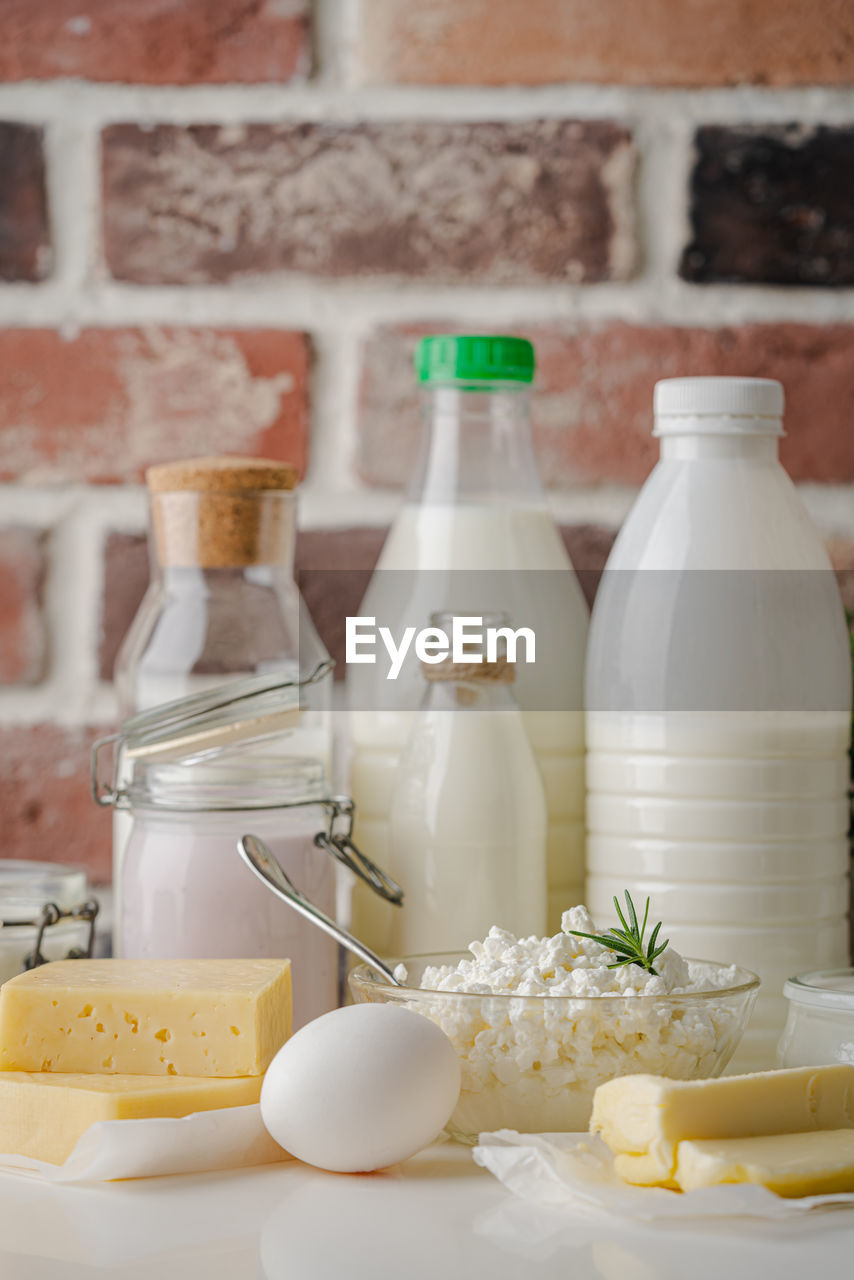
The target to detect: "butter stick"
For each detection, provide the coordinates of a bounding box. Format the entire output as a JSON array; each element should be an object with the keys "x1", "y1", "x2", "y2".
[
  {"x1": 0, "y1": 1072, "x2": 266, "y2": 1166},
  {"x1": 0, "y1": 958, "x2": 292, "y2": 1077},
  {"x1": 591, "y1": 1067, "x2": 854, "y2": 1187},
  {"x1": 675, "y1": 1130, "x2": 854, "y2": 1196}
]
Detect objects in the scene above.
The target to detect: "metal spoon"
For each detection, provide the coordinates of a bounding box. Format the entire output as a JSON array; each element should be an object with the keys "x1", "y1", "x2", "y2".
[{"x1": 238, "y1": 833, "x2": 403, "y2": 986}]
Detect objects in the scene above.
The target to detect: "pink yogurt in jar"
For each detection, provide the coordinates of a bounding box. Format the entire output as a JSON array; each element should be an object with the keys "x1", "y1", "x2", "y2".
[{"x1": 120, "y1": 802, "x2": 338, "y2": 1030}]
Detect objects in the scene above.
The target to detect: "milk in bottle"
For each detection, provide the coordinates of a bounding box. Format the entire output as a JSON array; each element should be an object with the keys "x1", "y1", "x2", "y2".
[
  {"x1": 585, "y1": 377, "x2": 851, "y2": 1070},
  {"x1": 348, "y1": 336, "x2": 589, "y2": 950},
  {"x1": 388, "y1": 612, "x2": 547, "y2": 953}
]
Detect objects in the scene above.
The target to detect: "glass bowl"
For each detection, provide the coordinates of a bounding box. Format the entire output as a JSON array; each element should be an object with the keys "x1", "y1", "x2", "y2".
[
  {"x1": 778, "y1": 968, "x2": 854, "y2": 1068},
  {"x1": 350, "y1": 953, "x2": 759, "y2": 1142}
]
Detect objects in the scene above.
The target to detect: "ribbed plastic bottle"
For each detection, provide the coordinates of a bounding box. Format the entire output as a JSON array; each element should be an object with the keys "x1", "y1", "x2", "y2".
[
  {"x1": 585, "y1": 377, "x2": 852, "y2": 1070},
  {"x1": 348, "y1": 335, "x2": 589, "y2": 951}
]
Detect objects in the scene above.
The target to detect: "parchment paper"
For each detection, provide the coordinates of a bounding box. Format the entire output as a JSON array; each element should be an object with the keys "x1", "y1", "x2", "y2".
[
  {"x1": 0, "y1": 1103, "x2": 289, "y2": 1182},
  {"x1": 474, "y1": 1130, "x2": 854, "y2": 1222}
]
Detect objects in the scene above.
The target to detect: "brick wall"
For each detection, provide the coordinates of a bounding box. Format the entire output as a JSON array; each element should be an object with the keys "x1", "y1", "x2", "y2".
[{"x1": 1, "y1": 0, "x2": 854, "y2": 884}]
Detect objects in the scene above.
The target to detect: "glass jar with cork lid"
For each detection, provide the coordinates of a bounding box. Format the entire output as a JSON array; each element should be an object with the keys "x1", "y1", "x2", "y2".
[
  {"x1": 116, "y1": 457, "x2": 330, "y2": 732},
  {"x1": 112, "y1": 457, "x2": 333, "y2": 941}
]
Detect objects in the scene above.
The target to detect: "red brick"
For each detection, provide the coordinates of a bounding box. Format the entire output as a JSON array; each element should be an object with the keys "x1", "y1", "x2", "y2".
[
  {"x1": 0, "y1": 123, "x2": 50, "y2": 282},
  {"x1": 0, "y1": 724, "x2": 111, "y2": 882},
  {"x1": 0, "y1": 328, "x2": 310, "y2": 484},
  {"x1": 359, "y1": 323, "x2": 854, "y2": 487},
  {"x1": 102, "y1": 121, "x2": 636, "y2": 285},
  {"x1": 358, "y1": 0, "x2": 854, "y2": 87},
  {"x1": 0, "y1": 528, "x2": 47, "y2": 685},
  {"x1": 0, "y1": 0, "x2": 309, "y2": 85}
]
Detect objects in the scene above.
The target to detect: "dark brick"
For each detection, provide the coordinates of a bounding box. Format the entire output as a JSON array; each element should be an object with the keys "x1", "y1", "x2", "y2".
[
  {"x1": 0, "y1": 123, "x2": 50, "y2": 282},
  {"x1": 0, "y1": 528, "x2": 47, "y2": 685},
  {"x1": 562, "y1": 525, "x2": 617, "y2": 608},
  {"x1": 99, "y1": 532, "x2": 149, "y2": 682},
  {"x1": 0, "y1": 725, "x2": 111, "y2": 882},
  {"x1": 0, "y1": 0, "x2": 309, "y2": 85},
  {"x1": 296, "y1": 529, "x2": 388, "y2": 679},
  {"x1": 101, "y1": 121, "x2": 636, "y2": 285},
  {"x1": 681, "y1": 125, "x2": 854, "y2": 286}
]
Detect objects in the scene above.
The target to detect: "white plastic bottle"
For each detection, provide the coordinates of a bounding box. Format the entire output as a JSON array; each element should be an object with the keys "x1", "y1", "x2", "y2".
[
  {"x1": 388, "y1": 613, "x2": 547, "y2": 953},
  {"x1": 348, "y1": 336, "x2": 589, "y2": 951},
  {"x1": 585, "y1": 377, "x2": 852, "y2": 1070}
]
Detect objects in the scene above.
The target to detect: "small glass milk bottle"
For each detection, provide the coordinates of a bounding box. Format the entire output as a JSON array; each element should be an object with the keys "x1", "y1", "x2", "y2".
[{"x1": 388, "y1": 612, "x2": 547, "y2": 954}]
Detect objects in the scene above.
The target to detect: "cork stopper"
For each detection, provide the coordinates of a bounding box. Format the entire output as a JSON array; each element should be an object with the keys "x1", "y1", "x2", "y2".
[
  {"x1": 146, "y1": 457, "x2": 297, "y2": 494},
  {"x1": 146, "y1": 456, "x2": 298, "y2": 569}
]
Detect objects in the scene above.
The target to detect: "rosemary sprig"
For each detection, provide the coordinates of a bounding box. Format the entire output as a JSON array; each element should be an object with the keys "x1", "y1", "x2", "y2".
[{"x1": 566, "y1": 891, "x2": 669, "y2": 976}]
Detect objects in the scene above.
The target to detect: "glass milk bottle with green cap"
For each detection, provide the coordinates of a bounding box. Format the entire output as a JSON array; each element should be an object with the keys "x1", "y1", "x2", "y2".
[{"x1": 348, "y1": 335, "x2": 589, "y2": 951}]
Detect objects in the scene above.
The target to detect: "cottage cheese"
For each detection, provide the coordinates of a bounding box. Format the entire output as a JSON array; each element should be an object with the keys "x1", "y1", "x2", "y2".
[{"x1": 393, "y1": 907, "x2": 749, "y2": 1137}]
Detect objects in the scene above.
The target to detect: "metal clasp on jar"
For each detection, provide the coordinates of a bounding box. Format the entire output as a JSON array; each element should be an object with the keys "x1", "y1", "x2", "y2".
[
  {"x1": 314, "y1": 798, "x2": 404, "y2": 906},
  {"x1": 0, "y1": 899, "x2": 101, "y2": 970}
]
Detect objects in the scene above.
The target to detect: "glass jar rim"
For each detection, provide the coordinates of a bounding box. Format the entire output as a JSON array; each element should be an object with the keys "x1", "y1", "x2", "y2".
[
  {"x1": 119, "y1": 662, "x2": 331, "y2": 756},
  {"x1": 125, "y1": 752, "x2": 330, "y2": 813},
  {"x1": 0, "y1": 860, "x2": 88, "y2": 920},
  {"x1": 783, "y1": 969, "x2": 854, "y2": 1011},
  {"x1": 92, "y1": 662, "x2": 334, "y2": 811}
]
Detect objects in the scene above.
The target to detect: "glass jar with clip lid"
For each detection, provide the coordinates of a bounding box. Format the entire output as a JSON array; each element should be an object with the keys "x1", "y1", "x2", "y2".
[
  {"x1": 0, "y1": 861, "x2": 99, "y2": 983},
  {"x1": 93, "y1": 665, "x2": 402, "y2": 1029}
]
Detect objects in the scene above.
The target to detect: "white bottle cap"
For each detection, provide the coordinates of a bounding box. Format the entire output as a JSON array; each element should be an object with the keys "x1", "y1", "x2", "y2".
[{"x1": 654, "y1": 377, "x2": 784, "y2": 436}]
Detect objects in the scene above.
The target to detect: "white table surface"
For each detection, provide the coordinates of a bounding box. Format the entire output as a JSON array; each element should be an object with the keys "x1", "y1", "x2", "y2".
[{"x1": 1, "y1": 1143, "x2": 853, "y2": 1280}]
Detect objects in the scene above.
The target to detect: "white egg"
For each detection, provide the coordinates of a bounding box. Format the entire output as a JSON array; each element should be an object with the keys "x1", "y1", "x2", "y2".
[{"x1": 260, "y1": 1003, "x2": 461, "y2": 1173}]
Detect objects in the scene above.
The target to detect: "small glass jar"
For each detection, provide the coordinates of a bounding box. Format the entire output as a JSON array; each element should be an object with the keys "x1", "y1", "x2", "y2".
[
  {"x1": 94, "y1": 671, "x2": 401, "y2": 1030},
  {"x1": 121, "y1": 755, "x2": 338, "y2": 1031},
  {"x1": 0, "y1": 861, "x2": 98, "y2": 983},
  {"x1": 777, "y1": 969, "x2": 854, "y2": 1067}
]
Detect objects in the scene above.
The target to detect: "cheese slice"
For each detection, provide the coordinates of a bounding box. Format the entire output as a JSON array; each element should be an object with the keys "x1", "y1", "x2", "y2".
[
  {"x1": 675, "y1": 1130, "x2": 854, "y2": 1196},
  {"x1": 0, "y1": 1072, "x2": 265, "y2": 1165},
  {"x1": 0, "y1": 958, "x2": 291, "y2": 1077},
  {"x1": 591, "y1": 1066, "x2": 854, "y2": 1187}
]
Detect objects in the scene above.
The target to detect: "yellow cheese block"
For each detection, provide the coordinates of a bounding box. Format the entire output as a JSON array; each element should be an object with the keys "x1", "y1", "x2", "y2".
[
  {"x1": 675, "y1": 1130, "x2": 854, "y2": 1196},
  {"x1": 591, "y1": 1066, "x2": 854, "y2": 1187},
  {"x1": 0, "y1": 1072, "x2": 264, "y2": 1165},
  {"x1": 0, "y1": 958, "x2": 291, "y2": 1077}
]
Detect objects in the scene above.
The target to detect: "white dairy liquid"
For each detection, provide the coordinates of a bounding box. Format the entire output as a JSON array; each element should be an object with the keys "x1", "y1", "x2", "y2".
[
  {"x1": 585, "y1": 411, "x2": 853, "y2": 1072},
  {"x1": 587, "y1": 723, "x2": 851, "y2": 1076},
  {"x1": 388, "y1": 702, "x2": 547, "y2": 953},
  {"x1": 348, "y1": 503, "x2": 588, "y2": 950}
]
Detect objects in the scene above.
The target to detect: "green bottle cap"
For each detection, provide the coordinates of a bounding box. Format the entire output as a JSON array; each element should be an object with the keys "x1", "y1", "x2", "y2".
[{"x1": 415, "y1": 335, "x2": 535, "y2": 385}]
